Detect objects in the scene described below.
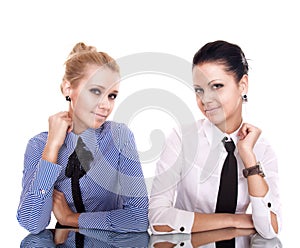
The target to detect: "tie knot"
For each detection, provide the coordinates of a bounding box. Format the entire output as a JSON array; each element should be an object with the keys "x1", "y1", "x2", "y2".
[
  {"x1": 65, "y1": 137, "x2": 94, "y2": 178},
  {"x1": 75, "y1": 137, "x2": 94, "y2": 168},
  {"x1": 224, "y1": 140, "x2": 235, "y2": 153}
]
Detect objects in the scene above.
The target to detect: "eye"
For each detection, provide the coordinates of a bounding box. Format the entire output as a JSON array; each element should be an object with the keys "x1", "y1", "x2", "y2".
[
  {"x1": 211, "y1": 83, "x2": 224, "y2": 90},
  {"x1": 108, "y1": 93, "x2": 117, "y2": 100},
  {"x1": 90, "y1": 88, "x2": 101, "y2": 95},
  {"x1": 194, "y1": 87, "x2": 204, "y2": 95}
]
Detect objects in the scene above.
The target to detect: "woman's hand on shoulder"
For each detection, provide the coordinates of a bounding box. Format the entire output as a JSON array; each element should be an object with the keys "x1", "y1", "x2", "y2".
[
  {"x1": 237, "y1": 123, "x2": 261, "y2": 167},
  {"x1": 42, "y1": 111, "x2": 72, "y2": 163},
  {"x1": 47, "y1": 111, "x2": 73, "y2": 148}
]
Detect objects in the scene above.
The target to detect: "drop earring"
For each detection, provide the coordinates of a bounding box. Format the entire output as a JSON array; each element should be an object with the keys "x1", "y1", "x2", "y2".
[
  {"x1": 66, "y1": 96, "x2": 71, "y2": 102},
  {"x1": 242, "y1": 94, "x2": 248, "y2": 103}
]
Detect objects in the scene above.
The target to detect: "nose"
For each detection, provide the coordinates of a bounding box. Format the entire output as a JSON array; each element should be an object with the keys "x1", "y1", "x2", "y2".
[
  {"x1": 200, "y1": 90, "x2": 215, "y2": 104},
  {"x1": 97, "y1": 96, "x2": 110, "y2": 109}
]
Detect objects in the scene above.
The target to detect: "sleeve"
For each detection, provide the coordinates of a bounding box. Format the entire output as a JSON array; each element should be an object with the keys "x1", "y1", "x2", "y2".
[
  {"x1": 250, "y1": 141, "x2": 282, "y2": 239},
  {"x1": 250, "y1": 233, "x2": 283, "y2": 247},
  {"x1": 20, "y1": 229, "x2": 56, "y2": 248},
  {"x1": 79, "y1": 229, "x2": 150, "y2": 247},
  {"x1": 78, "y1": 124, "x2": 149, "y2": 232},
  {"x1": 149, "y1": 128, "x2": 195, "y2": 235},
  {"x1": 17, "y1": 135, "x2": 62, "y2": 234}
]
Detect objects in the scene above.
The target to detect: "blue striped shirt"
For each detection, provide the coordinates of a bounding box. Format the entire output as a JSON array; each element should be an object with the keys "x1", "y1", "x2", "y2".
[{"x1": 17, "y1": 121, "x2": 149, "y2": 234}]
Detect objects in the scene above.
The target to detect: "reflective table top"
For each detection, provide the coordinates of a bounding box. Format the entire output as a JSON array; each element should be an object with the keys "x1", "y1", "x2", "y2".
[{"x1": 20, "y1": 227, "x2": 283, "y2": 247}]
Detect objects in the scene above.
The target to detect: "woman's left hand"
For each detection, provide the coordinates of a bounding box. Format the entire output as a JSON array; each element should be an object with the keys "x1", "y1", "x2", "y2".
[
  {"x1": 237, "y1": 123, "x2": 261, "y2": 167},
  {"x1": 52, "y1": 189, "x2": 79, "y2": 227}
]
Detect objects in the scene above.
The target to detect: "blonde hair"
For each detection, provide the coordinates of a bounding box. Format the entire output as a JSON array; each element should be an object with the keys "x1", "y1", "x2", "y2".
[{"x1": 61, "y1": 42, "x2": 120, "y2": 90}]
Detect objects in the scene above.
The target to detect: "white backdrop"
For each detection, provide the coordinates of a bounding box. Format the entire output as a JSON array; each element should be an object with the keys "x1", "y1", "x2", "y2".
[{"x1": 1, "y1": 0, "x2": 298, "y2": 246}]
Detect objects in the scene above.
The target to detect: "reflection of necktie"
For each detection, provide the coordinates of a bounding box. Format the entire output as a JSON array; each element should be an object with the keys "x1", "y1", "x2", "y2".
[
  {"x1": 215, "y1": 138, "x2": 237, "y2": 248},
  {"x1": 64, "y1": 137, "x2": 93, "y2": 247}
]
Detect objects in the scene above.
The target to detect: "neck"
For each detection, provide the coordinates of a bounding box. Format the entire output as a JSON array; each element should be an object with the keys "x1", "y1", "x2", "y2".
[{"x1": 216, "y1": 118, "x2": 243, "y2": 134}]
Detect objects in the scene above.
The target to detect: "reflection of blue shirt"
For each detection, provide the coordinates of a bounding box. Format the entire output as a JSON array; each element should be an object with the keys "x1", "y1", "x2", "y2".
[
  {"x1": 20, "y1": 229, "x2": 150, "y2": 248},
  {"x1": 17, "y1": 121, "x2": 149, "y2": 234}
]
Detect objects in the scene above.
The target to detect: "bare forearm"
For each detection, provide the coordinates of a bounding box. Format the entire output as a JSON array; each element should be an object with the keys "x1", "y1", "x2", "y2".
[
  {"x1": 192, "y1": 213, "x2": 233, "y2": 232},
  {"x1": 192, "y1": 213, "x2": 254, "y2": 233},
  {"x1": 42, "y1": 142, "x2": 61, "y2": 163},
  {"x1": 153, "y1": 212, "x2": 254, "y2": 234},
  {"x1": 65, "y1": 213, "x2": 80, "y2": 227},
  {"x1": 243, "y1": 152, "x2": 268, "y2": 197},
  {"x1": 243, "y1": 154, "x2": 278, "y2": 233},
  {"x1": 57, "y1": 212, "x2": 80, "y2": 228}
]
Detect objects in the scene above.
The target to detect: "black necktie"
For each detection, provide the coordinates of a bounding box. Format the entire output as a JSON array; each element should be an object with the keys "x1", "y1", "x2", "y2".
[
  {"x1": 63, "y1": 137, "x2": 93, "y2": 247},
  {"x1": 215, "y1": 138, "x2": 238, "y2": 248},
  {"x1": 65, "y1": 137, "x2": 93, "y2": 213}
]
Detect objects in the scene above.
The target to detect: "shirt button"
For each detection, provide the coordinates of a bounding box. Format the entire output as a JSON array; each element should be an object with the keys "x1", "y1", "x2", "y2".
[
  {"x1": 40, "y1": 189, "x2": 46, "y2": 194},
  {"x1": 180, "y1": 242, "x2": 185, "y2": 246},
  {"x1": 180, "y1": 227, "x2": 185, "y2": 232},
  {"x1": 267, "y1": 202, "x2": 272, "y2": 208}
]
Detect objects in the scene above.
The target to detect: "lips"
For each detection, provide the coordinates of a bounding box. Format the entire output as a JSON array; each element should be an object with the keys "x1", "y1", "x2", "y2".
[
  {"x1": 93, "y1": 112, "x2": 108, "y2": 118},
  {"x1": 205, "y1": 106, "x2": 221, "y2": 115}
]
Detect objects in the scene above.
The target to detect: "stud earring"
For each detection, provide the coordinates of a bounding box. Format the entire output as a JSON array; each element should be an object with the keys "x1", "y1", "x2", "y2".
[
  {"x1": 66, "y1": 96, "x2": 71, "y2": 102},
  {"x1": 242, "y1": 94, "x2": 248, "y2": 103}
]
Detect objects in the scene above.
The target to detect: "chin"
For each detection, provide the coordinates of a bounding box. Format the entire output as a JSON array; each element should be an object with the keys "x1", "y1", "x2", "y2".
[
  {"x1": 207, "y1": 115, "x2": 225, "y2": 127},
  {"x1": 93, "y1": 120, "x2": 105, "y2": 129}
]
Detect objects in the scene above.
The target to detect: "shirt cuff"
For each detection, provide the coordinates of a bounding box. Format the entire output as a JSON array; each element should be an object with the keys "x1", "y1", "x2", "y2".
[
  {"x1": 250, "y1": 190, "x2": 277, "y2": 216},
  {"x1": 250, "y1": 191, "x2": 279, "y2": 239},
  {"x1": 31, "y1": 159, "x2": 62, "y2": 198},
  {"x1": 150, "y1": 207, "x2": 194, "y2": 234},
  {"x1": 79, "y1": 211, "x2": 109, "y2": 230}
]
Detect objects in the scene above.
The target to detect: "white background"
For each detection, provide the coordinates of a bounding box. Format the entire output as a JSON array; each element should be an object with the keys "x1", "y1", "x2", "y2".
[{"x1": 1, "y1": 0, "x2": 299, "y2": 246}]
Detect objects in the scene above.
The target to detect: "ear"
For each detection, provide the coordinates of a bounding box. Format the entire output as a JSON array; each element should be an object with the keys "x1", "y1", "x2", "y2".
[
  {"x1": 61, "y1": 80, "x2": 71, "y2": 97},
  {"x1": 239, "y1": 74, "x2": 249, "y2": 95}
]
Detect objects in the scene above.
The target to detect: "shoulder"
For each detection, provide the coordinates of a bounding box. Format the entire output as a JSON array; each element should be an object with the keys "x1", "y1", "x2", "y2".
[
  {"x1": 27, "y1": 132, "x2": 48, "y2": 147},
  {"x1": 255, "y1": 133, "x2": 273, "y2": 150},
  {"x1": 24, "y1": 132, "x2": 49, "y2": 157},
  {"x1": 97, "y1": 121, "x2": 135, "y2": 143},
  {"x1": 100, "y1": 121, "x2": 132, "y2": 134},
  {"x1": 254, "y1": 135, "x2": 277, "y2": 161}
]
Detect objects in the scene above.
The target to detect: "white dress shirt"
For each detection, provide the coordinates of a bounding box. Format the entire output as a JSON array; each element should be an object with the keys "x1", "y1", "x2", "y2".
[{"x1": 149, "y1": 119, "x2": 281, "y2": 239}]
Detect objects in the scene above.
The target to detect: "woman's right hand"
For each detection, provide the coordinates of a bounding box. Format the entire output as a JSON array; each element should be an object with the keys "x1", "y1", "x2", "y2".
[
  {"x1": 42, "y1": 111, "x2": 72, "y2": 163},
  {"x1": 47, "y1": 111, "x2": 73, "y2": 148}
]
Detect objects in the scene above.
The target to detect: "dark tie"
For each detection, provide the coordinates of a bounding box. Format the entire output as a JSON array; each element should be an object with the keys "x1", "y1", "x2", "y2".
[
  {"x1": 215, "y1": 138, "x2": 238, "y2": 248},
  {"x1": 65, "y1": 137, "x2": 93, "y2": 213},
  {"x1": 57, "y1": 137, "x2": 93, "y2": 247}
]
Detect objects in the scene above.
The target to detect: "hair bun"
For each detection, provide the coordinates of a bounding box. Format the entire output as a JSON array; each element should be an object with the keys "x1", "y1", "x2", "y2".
[{"x1": 68, "y1": 42, "x2": 97, "y2": 58}]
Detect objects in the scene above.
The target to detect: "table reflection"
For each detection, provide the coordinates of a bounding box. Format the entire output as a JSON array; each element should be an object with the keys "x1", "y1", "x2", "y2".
[
  {"x1": 149, "y1": 228, "x2": 283, "y2": 248},
  {"x1": 20, "y1": 228, "x2": 150, "y2": 247},
  {"x1": 20, "y1": 228, "x2": 282, "y2": 247}
]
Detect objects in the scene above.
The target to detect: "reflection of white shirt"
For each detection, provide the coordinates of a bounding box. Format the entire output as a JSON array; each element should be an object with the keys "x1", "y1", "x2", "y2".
[
  {"x1": 149, "y1": 119, "x2": 281, "y2": 239},
  {"x1": 148, "y1": 232, "x2": 283, "y2": 248},
  {"x1": 149, "y1": 234, "x2": 251, "y2": 248}
]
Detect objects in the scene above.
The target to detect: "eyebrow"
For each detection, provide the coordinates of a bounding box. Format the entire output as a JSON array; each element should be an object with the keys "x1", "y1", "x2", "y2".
[
  {"x1": 207, "y1": 79, "x2": 222, "y2": 86},
  {"x1": 194, "y1": 79, "x2": 222, "y2": 88},
  {"x1": 90, "y1": 84, "x2": 119, "y2": 94}
]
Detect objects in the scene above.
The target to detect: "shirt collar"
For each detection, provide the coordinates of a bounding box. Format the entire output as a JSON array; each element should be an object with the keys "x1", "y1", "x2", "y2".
[
  {"x1": 202, "y1": 119, "x2": 224, "y2": 150},
  {"x1": 199, "y1": 119, "x2": 242, "y2": 183},
  {"x1": 64, "y1": 124, "x2": 107, "y2": 155},
  {"x1": 79, "y1": 128, "x2": 98, "y2": 155}
]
